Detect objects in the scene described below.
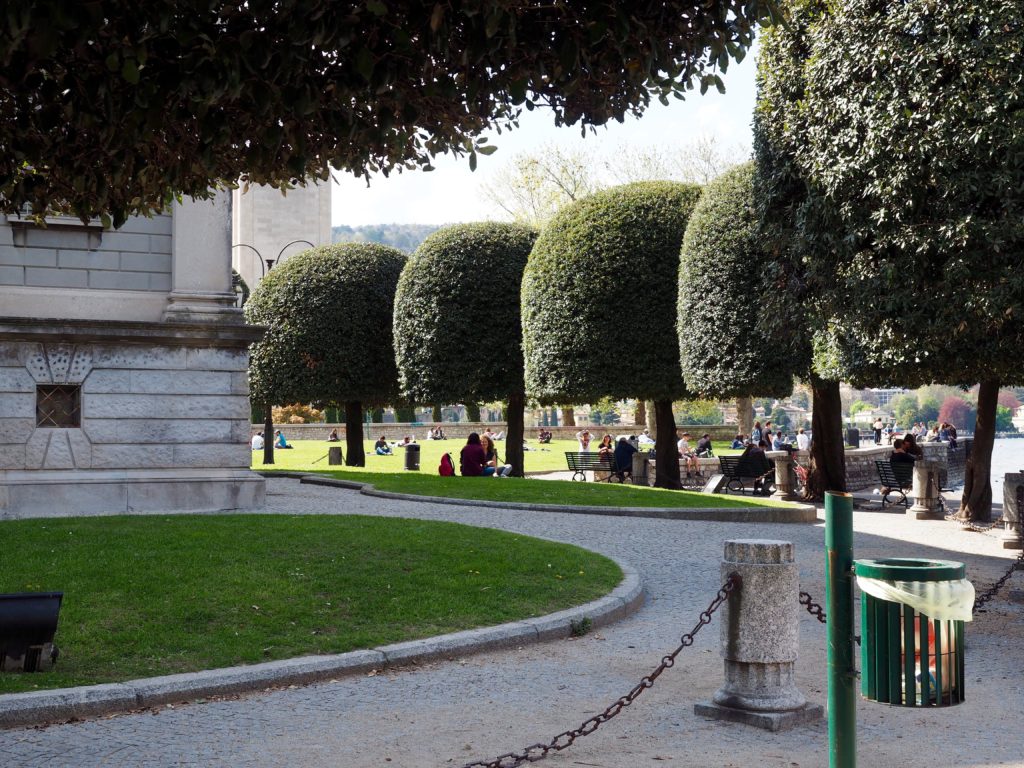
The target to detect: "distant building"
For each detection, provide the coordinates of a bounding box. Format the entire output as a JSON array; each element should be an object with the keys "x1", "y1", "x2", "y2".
[
  {"x1": 867, "y1": 387, "x2": 910, "y2": 408},
  {"x1": 0, "y1": 194, "x2": 264, "y2": 516},
  {"x1": 1013, "y1": 406, "x2": 1024, "y2": 432},
  {"x1": 231, "y1": 181, "x2": 332, "y2": 294}
]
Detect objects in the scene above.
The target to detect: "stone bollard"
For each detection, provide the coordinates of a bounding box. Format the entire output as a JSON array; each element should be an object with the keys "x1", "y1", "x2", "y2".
[
  {"x1": 694, "y1": 540, "x2": 822, "y2": 731},
  {"x1": 631, "y1": 451, "x2": 649, "y2": 486},
  {"x1": 770, "y1": 453, "x2": 799, "y2": 502},
  {"x1": 328, "y1": 446, "x2": 343, "y2": 465},
  {"x1": 1002, "y1": 473, "x2": 1024, "y2": 550},
  {"x1": 908, "y1": 460, "x2": 943, "y2": 520}
]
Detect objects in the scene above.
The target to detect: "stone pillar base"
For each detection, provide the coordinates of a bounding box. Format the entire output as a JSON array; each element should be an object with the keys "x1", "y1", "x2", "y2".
[
  {"x1": 694, "y1": 701, "x2": 823, "y2": 732},
  {"x1": 908, "y1": 504, "x2": 944, "y2": 521}
]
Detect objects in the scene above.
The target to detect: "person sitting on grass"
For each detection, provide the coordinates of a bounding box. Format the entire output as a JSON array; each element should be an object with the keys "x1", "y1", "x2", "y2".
[
  {"x1": 481, "y1": 434, "x2": 512, "y2": 477},
  {"x1": 250, "y1": 432, "x2": 264, "y2": 451},
  {"x1": 327, "y1": 429, "x2": 340, "y2": 442},
  {"x1": 460, "y1": 432, "x2": 488, "y2": 476},
  {"x1": 274, "y1": 430, "x2": 293, "y2": 449},
  {"x1": 730, "y1": 434, "x2": 745, "y2": 449},
  {"x1": 537, "y1": 428, "x2": 552, "y2": 444},
  {"x1": 374, "y1": 435, "x2": 393, "y2": 455},
  {"x1": 638, "y1": 429, "x2": 655, "y2": 445}
]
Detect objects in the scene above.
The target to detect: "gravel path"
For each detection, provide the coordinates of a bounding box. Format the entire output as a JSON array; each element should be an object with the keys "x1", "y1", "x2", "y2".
[{"x1": 1, "y1": 478, "x2": 1021, "y2": 768}]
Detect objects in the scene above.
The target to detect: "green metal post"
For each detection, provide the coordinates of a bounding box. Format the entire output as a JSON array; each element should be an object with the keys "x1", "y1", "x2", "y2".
[{"x1": 825, "y1": 491, "x2": 856, "y2": 768}]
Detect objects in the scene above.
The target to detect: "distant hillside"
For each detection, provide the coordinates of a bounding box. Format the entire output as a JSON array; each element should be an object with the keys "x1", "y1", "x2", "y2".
[{"x1": 332, "y1": 223, "x2": 442, "y2": 253}]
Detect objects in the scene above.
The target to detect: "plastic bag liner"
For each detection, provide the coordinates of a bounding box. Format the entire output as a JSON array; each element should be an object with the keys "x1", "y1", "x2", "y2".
[{"x1": 856, "y1": 577, "x2": 975, "y2": 622}]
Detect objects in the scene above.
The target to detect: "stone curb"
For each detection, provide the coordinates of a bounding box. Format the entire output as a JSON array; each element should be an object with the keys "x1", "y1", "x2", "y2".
[
  {"x1": 0, "y1": 559, "x2": 643, "y2": 730},
  {"x1": 284, "y1": 473, "x2": 817, "y2": 524}
]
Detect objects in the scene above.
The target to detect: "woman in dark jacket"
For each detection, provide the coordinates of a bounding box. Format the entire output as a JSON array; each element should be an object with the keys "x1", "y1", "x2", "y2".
[{"x1": 460, "y1": 433, "x2": 487, "y2": 476}]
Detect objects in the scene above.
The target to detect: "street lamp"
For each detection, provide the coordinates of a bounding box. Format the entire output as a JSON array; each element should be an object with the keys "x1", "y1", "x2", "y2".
[
  {"x1": 232, "y1": 243, "x2": 267, "y2": 277},
  {"x1": 272, "y1": 239, "x2": 316, "y2": 270}
]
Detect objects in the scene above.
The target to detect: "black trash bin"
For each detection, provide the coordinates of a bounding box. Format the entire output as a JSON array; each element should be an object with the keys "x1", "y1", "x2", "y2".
[
  {"x1": 404, "y1": 443, "x2": 420, "y2": 471},
  {"x1": 845, "y1": 428, "x2": 861, "y2": 448}
]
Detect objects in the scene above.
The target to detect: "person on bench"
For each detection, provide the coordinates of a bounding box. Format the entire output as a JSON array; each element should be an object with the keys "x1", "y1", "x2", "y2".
[
  {"x1": 614, "y1": 435, "x2": 637, "y2": 481},
  {"x1": 695, "y1": 433, "x2": 714, "y2": 457},
  {"x1": 882, "y1": 438, "x2": 917, "y2": 496}
]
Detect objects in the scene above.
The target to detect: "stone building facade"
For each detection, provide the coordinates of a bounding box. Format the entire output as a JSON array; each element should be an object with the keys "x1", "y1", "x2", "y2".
[{"x1": 0, "y1": 193, "x2": 264, "y2": 517}]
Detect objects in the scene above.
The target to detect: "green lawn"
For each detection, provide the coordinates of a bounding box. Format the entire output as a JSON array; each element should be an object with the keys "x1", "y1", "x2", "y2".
[
  {"x1": 257, "y1": 440, "x2": 790, "y2": 509},
  {"x1": 0, "y1": 515, "x2": 621, "y2": 694}
]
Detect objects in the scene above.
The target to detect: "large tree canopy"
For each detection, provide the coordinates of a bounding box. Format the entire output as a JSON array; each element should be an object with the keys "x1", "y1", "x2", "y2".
[
  {"x1": 1, "y1": 1, "x2": 773, "y2": 224},
  {"x1": 246, "y1": 243, "x2": 406, "y2": 465},
  {"x1": 394, "y1": 222, "x2": 536, "y2": 474},
  {"x1": 522, "y1": 180, "x2": 702, "y2": 487}
]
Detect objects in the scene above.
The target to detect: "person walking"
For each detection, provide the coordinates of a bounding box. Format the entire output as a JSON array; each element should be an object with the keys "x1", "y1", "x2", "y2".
[{"x1": 873, "y1": 417, "x2": 884, "y2": 445}]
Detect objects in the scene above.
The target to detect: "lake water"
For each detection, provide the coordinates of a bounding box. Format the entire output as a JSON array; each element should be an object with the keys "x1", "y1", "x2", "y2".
[{"x1": 988, "y1": 438, "x2": 1024, "y2": 501}]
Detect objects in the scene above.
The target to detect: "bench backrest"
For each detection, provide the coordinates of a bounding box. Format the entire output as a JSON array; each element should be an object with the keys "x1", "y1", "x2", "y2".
[
  {"x1": 719, "y1": 453, "x2": 773, "y2": 477},
  {"x1": 876, "y1": 460, "x2": 914, "y2": 489},
  {"x1": 565, "y1": 452, "x2": 614, "y2": 470}
]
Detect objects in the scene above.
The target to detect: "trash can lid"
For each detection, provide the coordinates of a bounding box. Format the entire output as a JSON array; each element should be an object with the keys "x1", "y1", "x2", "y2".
[{"x1": 854, "y1": 557, "x2": 965, "y2": 581}]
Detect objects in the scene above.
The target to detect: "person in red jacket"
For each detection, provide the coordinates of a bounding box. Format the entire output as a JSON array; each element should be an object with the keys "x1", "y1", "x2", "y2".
[{"x1": 460, "y1": 432, "x2": 488, "y2": 476}]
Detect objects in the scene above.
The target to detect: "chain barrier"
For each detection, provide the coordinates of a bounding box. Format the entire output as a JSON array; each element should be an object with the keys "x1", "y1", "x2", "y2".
[
  {"x1": 973, "y1": 547, "x2": 1024, "y2": 614},
  {"x1": 460, "y1": 573, "x2": 739, "y2": 768},
  {"x1": 798, "y1": 591, "x2": 827, "y2": 625}
]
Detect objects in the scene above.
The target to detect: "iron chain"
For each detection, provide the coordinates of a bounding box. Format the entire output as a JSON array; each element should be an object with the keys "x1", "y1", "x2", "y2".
[
  {"x1": 973, "y1": 548, "x2": 1024, "y2": 613},
  {"x1": 798, "y1": 591, "x2": 827, "y2": 625},
  {"x1": 460, "y1": 573, "x2": 740, "y2": 768}
]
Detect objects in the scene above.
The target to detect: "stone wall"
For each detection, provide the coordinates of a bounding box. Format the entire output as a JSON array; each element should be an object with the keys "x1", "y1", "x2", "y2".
[
  {"x1": 0, "y1": 213, "x2": 173, "y2": 292},
  {"x1": 258, "y1": 422, "x2": 739, "y2": 442},
  {"x1": 0, "y1": 325, "x2": 263, "y2": 517}
]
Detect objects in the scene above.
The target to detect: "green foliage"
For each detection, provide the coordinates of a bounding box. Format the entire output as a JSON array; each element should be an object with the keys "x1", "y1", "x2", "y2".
[
  {"x1": 769, "y1": 406, "x2": 790, "y2": 429},
  {"x1": 794, "y1": 0, "x2": 1024, "y2": 387},
  {"x1": 674, "y1": 400, "x2": 723, "y2": 425},
  {"x1": 522, "y1": 181, "x2": 702, "y2": 403},
  {"x1": 1, "y1": 1, "x2": 771, "y2": 223},
  {"x1": 333, "y1": 224, "x2": 441, "y2": 253},
  {"x1": 678, "y1": 162, "x2": 802, "y2": 399},
  {"x1": 939, "y1": 397, "x2": 975, "y2": 430},
  {"x1": 996, "y1": 406, "x2": 1017, "y2": 433},
  {"x1": 394, "y1": 222, "x2": 536, "y2": 403},
  {"x1": 245, "y1": 243, "x2": 406, "y2": 406},
  {"x1": 849, "y1": 401, "x2": 872, "y2": 415}
]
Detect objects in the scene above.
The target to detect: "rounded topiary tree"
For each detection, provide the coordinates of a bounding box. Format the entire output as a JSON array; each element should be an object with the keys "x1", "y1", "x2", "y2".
[
  {"x1": 522, "y1": 181, "x2": 702, "y2": 488},
  {"x1": 678, "y1": 162, "x2": 799, "y2": 408},
  {"x1": 246, "y1": 243, "x2": 406, "y2": 467},
  {"x1": 394, "y1": 222, "x2": 537, "y2": 475}
]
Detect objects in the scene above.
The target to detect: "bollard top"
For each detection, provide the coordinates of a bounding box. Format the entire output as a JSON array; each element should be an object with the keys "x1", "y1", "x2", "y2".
[{"x1": 724, "y1": 539, "x2": 794, "y2": 564}]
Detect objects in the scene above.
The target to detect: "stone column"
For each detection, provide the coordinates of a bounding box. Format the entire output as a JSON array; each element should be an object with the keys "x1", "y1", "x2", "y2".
[
  {"x1": 1002, "y1": 473, "x2": 1023, "y2": 550},
  {"x1": 164, "y1": 191, "x2": 243, "y2": 324},
  {"x1": 908, "y1": 459, "x2": 943, "y2": 520},
  {"x1": 770, "y1": 452, "x2": 798, "y2": 502},
  {"x1": 695, "y1": 540, "x2": 822, "y2": 731}
]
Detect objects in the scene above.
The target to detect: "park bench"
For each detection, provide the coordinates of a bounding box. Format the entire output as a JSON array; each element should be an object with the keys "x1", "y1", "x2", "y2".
[
  {"x1": 875, "y1": 460, "x2": 914, "y2": 508},
  {"x1": 718, "y1": 453, "x2": 775, "y2": 495},
  {"x1": 565, "y1": 452, "x2": 626, "y2": 483}
]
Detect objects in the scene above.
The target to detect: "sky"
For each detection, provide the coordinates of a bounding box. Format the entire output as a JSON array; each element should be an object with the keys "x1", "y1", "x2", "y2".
[{"x1": 330, "y1": 44, "x2": 760, "y2": 227}]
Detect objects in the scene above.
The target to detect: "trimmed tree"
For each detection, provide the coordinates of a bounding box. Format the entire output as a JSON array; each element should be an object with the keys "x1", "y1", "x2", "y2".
[
  {"x1": 522, "y1": 181, "x2": 702, "y2": 488},
  {"x1": 795, "y1": 0, "x2": 1024, "y2": 520},
  {"x1": 678, "y1": 162, "x2": 798, "y2": 410},
  {"x1": 394, "y1": 222, "x2": 537, "y2": 475},
  {"x1": 752, "y1": 0, "x2": 849, "y2": 498},
  {"x1": 246, "y1": 243, "x2": 406, "y2": 467}
]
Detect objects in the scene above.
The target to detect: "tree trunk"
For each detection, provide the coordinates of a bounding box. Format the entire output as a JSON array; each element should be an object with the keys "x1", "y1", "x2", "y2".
[
  {"x1": 505, "y1": 391, "x2": 526, "y2": 477},
  {"x1": 634, "y1": 400, "x2": 646, "y2": 426},
  {"x1": 960, "y1": 379, "x2": 997, "y2": 522},
  {"x1": 345, "y1": 400, "x2": 365, "y2": 466},
  {"x1": 806, "y1": 376, "x2": 845, "y2": 500},
  {"x1": 371, "y1": 408, "x2": 384, "y2": 423},
  {"x1": 465, "y1": 402, "x2": 481, "y2": 422},
  {"x1": 432, "y1": 403, "x2": 443, "y2": 422},
  {"x1": 395, "y1": 405, "x2": 416, "y2": 422},
  {"x1": 262, "y1": 401, "x2": 274, "y2": 465},
  {"x1": 736, "y1": 395, "x2": 753, "y2": 439},
  {"x1": 645, "y1": 400, "x2": 656, "y2": 438},
  {"x1": 653, "y1": 399, "x2": 681, "y2": 489},
  {"x1": 562, "y1": 406, "x2": 576, "y2": 427},
  {"x1": 550, "y1": 407, "x2": 559, "y2": 426}
]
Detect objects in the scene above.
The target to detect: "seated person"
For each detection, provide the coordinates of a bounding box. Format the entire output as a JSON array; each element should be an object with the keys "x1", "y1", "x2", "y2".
[
  {"x1": 745, "y1": 440, "x2": 770, "y2": 494},
  {"x1": 493, "y1": 430, "x2": 505, "y2": 440},
  {"x1": 597, "y1": 433, "x2": 615, "y2": 458},
  {"x1": 327, "y1": 429, "x2": 340, "y2": 442},
  {"x1": 881, "y1": 438, "x2": 917, "y2": 496},
  {"x1": 460, "y1": 433, "x2": 488, "y2": 476},
  {"x1": 730, "y1": 434, "x2": 746, "y2": 450},
  {"x1": 481, "y1": 434, "x2": 512, "y2": 477},
  {"x1": 433, "y1": 426, "x2": 446, "y2": 440},
  {"x1": 796, "y1": 429, "x2": 810, "y2": 451},
  {"x1": 537, "y1": 429, "x2": 553, "y2": 444},
  {"x1": 613, "y1": 436, "x2": 637, "y2": 480},
  {"x1": 677, "y1": 431, "x2": 699, "y2": 475},
  {"x1": 374, "y1": 436, "x2": 393, "y2": 455},
  {"x1": 771, "y1": 432, "x2": 788, "y2": 451},
  {"x1": 695, "y1": 433, "x2": 714, "y2": 457},
  {"x1": 250, "y1": 432, "x2": 264, "y2": 451},
  {"x1": 638, "y1": 429, "x2": 655, "y2": 445},
  {"x1": 274, "y1": 430, "x2": 293, "y2": 449}
]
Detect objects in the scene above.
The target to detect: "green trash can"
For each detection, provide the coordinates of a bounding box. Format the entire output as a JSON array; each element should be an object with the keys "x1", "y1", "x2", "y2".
[{"x1": 854, "y1": 558, "x2": 971, "y2": 708}]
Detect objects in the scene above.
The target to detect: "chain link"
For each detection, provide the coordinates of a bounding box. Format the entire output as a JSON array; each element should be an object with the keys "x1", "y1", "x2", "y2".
[
  {"x1": 460, "y1": 573, "x2": 740, "y2": 768},
  {"x1": 973, "y1": 548, "x2": 1024, "y2": 613},
  {"x1": 798, "y1": 591, "x2": 827, "y2": 624}
]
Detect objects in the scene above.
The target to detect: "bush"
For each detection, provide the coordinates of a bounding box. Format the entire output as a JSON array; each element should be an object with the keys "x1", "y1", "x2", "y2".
[
  {"x1": 677, "y1": 162, "x2": 798, "y2": 400},
  {"x1": 272, "y1": 403, "x2": 324, "y2": 424},
  {"x1": 522, "y1": 181, "x2": 702, "y2": 403}
]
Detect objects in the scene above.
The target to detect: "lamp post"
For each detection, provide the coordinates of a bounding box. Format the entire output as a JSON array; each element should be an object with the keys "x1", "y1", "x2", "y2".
[
  {"x1": 274, "y1": 239, "x2": 316, "y2": 270},
  {"x1": 231, "y1": 243, "x2": 266, "y2": 278}
]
